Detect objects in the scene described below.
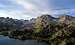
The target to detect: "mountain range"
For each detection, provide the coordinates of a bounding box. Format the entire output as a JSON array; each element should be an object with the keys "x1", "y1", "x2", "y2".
[{"x1": 0, "y1": 14, "x2": 75, "y2": 31}]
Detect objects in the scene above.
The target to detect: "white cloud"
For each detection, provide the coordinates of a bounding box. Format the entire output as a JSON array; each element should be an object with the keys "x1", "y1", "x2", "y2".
[
  {"x1": 0, "y1": 0, "x2": 75, "y2": 19},
  {"x1": 0, "y1": 10, "x2": 14, "y2": 18},
  {"x1": 14, "y1": 0, "x2": 39, "y2": 11},
  {"x1": 0, "y1": 10, "x2": 32, "y2": 20}
]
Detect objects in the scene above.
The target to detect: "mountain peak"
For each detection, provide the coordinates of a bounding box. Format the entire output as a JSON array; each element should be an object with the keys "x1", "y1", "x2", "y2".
[
  {"x1": 39, "y1": 14, "x2": 55, "y2": 19},
  {"x1": 58, "y1": 15, "x2": 75, "y2": 24}
]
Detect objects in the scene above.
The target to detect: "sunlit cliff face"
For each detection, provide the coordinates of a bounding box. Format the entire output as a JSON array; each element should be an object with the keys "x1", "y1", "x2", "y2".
[{"x1": 59, "y1": 15, "x2": 73, "y2": 24}]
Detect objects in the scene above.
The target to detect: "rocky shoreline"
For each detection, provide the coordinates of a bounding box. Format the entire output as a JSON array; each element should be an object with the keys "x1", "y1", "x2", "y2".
[{"x1": 0, "y1": 31, "x2": 49, "y2": 44}]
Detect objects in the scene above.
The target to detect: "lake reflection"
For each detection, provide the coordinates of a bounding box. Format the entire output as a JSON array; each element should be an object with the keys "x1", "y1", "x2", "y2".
[{"x1": 0, "y1": 36, "x2": 48, "y2": 45}]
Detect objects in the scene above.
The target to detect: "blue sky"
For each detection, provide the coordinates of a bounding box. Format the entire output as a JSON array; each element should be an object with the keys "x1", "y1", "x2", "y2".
[{"x1": 0, "y1": 0, "x2": 75, "y2": 19}]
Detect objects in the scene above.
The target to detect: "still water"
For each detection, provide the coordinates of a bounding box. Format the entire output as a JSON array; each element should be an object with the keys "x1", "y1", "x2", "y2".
[{"x1": 0, "y1": 36, "x2": 48, "y2": 45}]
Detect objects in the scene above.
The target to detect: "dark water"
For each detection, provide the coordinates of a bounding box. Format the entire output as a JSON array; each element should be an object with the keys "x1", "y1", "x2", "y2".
[{"x1": 0, "y1": 36, "x2": 48, "y2": 45}]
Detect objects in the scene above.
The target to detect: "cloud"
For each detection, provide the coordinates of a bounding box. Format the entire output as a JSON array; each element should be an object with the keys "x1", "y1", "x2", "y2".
[
  {"x1": 0, "y1": 0, "x2": 23, "y2": 10},
  {"x1": 0, "y1": 10, "x2": 32, "y2": 20},
  {"x1": 0, "y1": 0, "x2": 75, "y2": 19},
  {"x1": 4, "y1": 0, "x2": 52, "y2": 19}
]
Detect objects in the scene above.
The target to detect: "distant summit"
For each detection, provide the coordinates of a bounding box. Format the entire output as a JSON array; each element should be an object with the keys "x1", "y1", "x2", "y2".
[{"x1": 40, "y1": 14, "x2": 55, "y2": 19}]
